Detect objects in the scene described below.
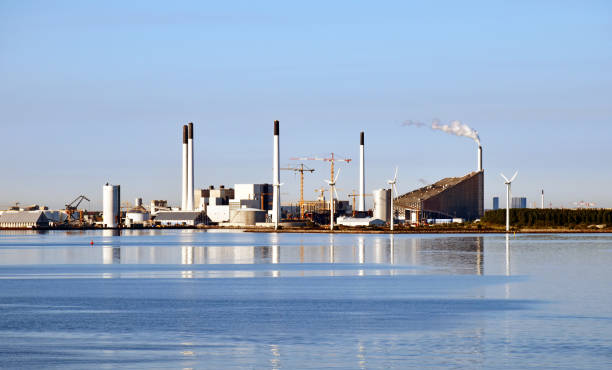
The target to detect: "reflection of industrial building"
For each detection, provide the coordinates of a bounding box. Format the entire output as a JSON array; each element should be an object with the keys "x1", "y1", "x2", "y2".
[{"x1": 395, "y1": 171, "x2": 484, "y2": 222}]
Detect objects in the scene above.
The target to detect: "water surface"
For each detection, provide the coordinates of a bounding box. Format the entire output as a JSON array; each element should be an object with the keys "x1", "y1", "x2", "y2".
[{"x1": 0, "y1": 230, "x2": 610, "y2": 369}]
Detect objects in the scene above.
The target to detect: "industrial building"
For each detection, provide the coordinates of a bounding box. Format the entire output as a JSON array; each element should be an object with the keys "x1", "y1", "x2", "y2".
[
  {"x1": 0, "y1": 211, "x2": 50, "y2": 229},
  {"x1": 493, "y1": 197, "x2": 500, "y2": 210},
  {"x1": 395, "y1": 171, "x2": 484, "y2": 222},
  {"x1": 125, "y1": 198, "x2": 150, "y2": 226},
  {"x1": 511, "y1": 197, "x2": 527, "y2": 209},
  {"x1": 102, "y1": 183, "x2": 121, "y2": 228},
  {"x1": 154, "y1": 211, "x2": 205, "y2": 226}
]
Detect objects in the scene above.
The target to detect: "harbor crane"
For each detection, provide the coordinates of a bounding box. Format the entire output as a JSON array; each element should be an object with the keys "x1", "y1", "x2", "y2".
[
  {"x1": 65, "y1": 195, "x2": 90, "y2": 223},
  {"x1": 281, "y1": 164, "x2": 315, "y2": 219}
]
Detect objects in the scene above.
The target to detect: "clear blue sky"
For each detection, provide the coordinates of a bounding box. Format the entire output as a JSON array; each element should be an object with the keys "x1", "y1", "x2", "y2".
[{"x1": 1, "y1": 0, "x2": 611, "y2": 210}]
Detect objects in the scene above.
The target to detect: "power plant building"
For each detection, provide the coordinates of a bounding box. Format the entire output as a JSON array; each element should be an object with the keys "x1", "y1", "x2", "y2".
[{"x1": 395, "y1": 171, "x2": 484, "y2": 222}]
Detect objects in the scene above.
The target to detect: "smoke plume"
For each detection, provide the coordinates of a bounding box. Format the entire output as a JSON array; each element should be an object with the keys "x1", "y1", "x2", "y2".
[{"x1": 403, "y1": 119, "x2": 480, "y2": 145}]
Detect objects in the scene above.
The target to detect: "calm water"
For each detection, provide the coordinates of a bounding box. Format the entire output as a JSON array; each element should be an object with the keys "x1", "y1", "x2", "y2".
[{"x1": 0, "y1": 230, "x2": 610, "y2": 369}]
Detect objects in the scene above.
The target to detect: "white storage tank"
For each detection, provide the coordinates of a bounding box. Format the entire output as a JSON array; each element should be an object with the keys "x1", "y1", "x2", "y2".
[
  {"x1": 103, "y1": 183, "x2": 121, "y2": 228},
  {"x1": 373, "y1": 189, "x2": 391, "y2": 223},
  {"x1": 231, "y1": 208, "x2": 267, "y2": 226}
]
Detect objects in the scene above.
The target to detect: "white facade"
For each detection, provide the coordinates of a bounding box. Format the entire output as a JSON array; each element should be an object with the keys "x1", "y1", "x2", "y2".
[
  {"x1": 103, "y1": 183, "x2": 120, "y2": 228},
  {"x1": 207, "y1": 205, "x2": 230, "y2": 223}
]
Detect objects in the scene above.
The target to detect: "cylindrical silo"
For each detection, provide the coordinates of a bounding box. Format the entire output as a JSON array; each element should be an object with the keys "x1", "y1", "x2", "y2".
[
  {"x1": 103, "y1": 183, "x2": 121, "y2": 228},
  {"x1": 373, "y1": 189, "x2": 391, "y2": 223}
]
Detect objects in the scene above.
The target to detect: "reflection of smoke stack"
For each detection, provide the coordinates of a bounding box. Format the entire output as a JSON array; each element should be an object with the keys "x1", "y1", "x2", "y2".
[
  {"x1": 187, "y1": 122, "x2": 194, "y2": 211},
  {"x1": 478, "y1": 145, "x2": 482, "y2": 172},
  {"x1": 273, "y1": 120, "x2": 280, "y2": 228},
  {"x1": 359, "y1": 131, "x2": 365, "y2": 212},
  {"x1": 182, "y1": 125, "x2": 188, "y2": 210}
]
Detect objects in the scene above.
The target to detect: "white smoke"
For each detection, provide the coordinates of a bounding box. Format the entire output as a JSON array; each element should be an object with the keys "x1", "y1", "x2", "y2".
[
  {"x1": 403, "y1": 118, "x2": 480, "y2": 146},
  {"x1": 431, "y1": 119, "x2": 480, "y2": 146},
  {"x1": 402, "y1": 120, "x2": 426, "y2": 127}
]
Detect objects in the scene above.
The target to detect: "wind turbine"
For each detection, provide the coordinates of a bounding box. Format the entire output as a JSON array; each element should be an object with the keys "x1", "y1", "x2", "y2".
[
  {"x1": 325, "y1": 169, "x2": 340, "y2": 231},
  {"x1": 387, "y1": 167, "x2": 399, "y2": 231},
  {"x1": 500, "y1": 171, "x2": 518, "y2": 232}
]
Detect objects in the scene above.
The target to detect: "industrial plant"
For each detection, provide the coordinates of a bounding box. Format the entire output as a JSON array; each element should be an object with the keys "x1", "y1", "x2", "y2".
[{"x1": 1, "y1": 119, "x2": 493, "y2": 230}]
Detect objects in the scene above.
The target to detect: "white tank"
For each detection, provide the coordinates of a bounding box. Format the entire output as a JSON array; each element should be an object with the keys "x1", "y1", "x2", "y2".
[
  {"x1": 373, "y1": 189, "x2": 391, "y2": 223},
  {"x1": 232, "y1": 208, "x2": 267, "y2": 226},
  {"x1": 103, "y1": 183, "x2": 121, "y2": 228}
]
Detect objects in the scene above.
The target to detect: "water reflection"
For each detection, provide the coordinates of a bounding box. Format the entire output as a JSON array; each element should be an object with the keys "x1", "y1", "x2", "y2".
[{"x1": 0, "y1": 232, "x2": 487, "y2": 278}]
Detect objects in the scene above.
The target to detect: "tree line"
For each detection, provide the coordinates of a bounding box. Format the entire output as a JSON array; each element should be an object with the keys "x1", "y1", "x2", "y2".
[{"x1": 482, "y1": 209, "x2": 612, "y2": 228}]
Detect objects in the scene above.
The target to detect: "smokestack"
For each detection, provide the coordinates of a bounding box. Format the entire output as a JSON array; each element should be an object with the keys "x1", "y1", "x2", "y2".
[
  {"x1": 273, "y1": 120, "x2": 280, "y2": 229},
  {"x1": 359, "y1": 131, "x2": 365, "y2": 212},
  {"x1": 478, "y1": 145, "x2": 482, "y2": 172},
  {"x1": 541, "y1": 189, "x2": 544, "y2": 209},
  {"x1": 182, "y1": 125, "x2": 188, "y2": 210},
  {"x1": 187, "y1": 122, "x2": 194, "y2": 211}
]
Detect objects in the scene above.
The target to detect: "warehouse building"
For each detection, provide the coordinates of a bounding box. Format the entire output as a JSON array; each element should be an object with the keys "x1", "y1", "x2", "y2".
[
  {"x1": 0, "y1": 211, "x2": 50, "y2": 229},
  {"x1": 153, "y1": 211, "x2": 205, "y2": 226}
]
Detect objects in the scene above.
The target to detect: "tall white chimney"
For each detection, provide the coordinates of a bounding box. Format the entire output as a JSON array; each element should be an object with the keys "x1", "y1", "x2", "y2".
[
  {"x1": 187, "y1": 122, "x2": 194, "y2": 211},
  {"x1": 359, "y1": 131, "x2": 365, "y2": 212},
  {"x1": 181, "y1": 125, "x2": 188, "y2": 210},
  {"x1": 478, "y1": 145, "x2": 483, "y2": 172},
  {"x1": 273, "y1": 120, "x2": 280, "y2": 229}
]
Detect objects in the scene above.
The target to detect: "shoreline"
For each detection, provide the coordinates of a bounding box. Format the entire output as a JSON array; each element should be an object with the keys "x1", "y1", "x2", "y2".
[{"x1": 1, "y1": 226, "x2": 611, "y2": 234}]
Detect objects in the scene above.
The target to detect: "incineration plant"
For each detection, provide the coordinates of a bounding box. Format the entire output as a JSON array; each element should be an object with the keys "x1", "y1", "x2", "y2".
[{"x1": 1, "y1": 120, "x2": 486, "y2": 230}]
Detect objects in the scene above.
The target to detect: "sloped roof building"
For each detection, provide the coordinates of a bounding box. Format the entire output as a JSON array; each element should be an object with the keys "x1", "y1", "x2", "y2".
[{"x1": 395, "y1": 171, "x2": 484, "y2": 221}]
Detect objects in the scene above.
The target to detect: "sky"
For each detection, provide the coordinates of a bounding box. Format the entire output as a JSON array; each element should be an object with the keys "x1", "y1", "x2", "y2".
[{"x1": 1, "y1": 0, "x2": 611, "y2": 211}]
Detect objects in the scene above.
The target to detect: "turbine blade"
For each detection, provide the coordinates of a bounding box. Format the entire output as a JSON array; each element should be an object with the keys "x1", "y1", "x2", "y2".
[
  {"x1": 510, "y1": 171, "x2": 518, "y2": 182},
  {"x1": 333, "y1": 187, "x2": 339, "y2": 200},
  {"x1": 393, "y1": 184, "x2": 399, "y2": 198},
  {"x1": 324, "y1": 180, "x2": 331, "y2": 185},
  {"x1": 334, "y1": 168, "x2": 341, "y2": 182},
  {"x1": 393, "y1": 166, "x2": 398, "y2": 182},
  {"x1": 500, "y1": 173, "x2": 509, "y2": 182}
]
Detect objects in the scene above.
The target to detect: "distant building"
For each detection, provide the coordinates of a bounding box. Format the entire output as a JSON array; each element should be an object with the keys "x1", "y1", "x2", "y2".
[
  {"x1": 154, "y1": 211, "x2": 205, "y2": 226},
  {"x1": 493, "y1": 197, "x2": 499, "y2": 210},
  {"x1": 511, "y1": 197, "x2": 527, "y2": 209},
  {"x1": 0, "y1": 211, "x2": 50, "y2": 229}
]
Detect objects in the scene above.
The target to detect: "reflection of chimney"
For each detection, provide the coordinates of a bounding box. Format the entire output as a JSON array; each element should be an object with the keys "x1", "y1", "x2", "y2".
[
  {"x1": 478, "y1": 145, "x2": 483, "y2": 172},
  {"x1": 187, "y1": 122, "x2": 194, "y2": 211},
  {"x1": 273, "y1": 120, "x2": 280, "y2": 228},
  {"x1": 182, "y1": 125, "x2": 188, "y2": 210},
  {"x1": 359, "y1": 131, "x2": 365, "y2": 212}
]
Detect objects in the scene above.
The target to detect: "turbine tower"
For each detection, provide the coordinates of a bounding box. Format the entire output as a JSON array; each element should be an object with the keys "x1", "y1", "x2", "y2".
[
  {"x1": 501, "y1": 171, "x2": 518, "y2": 232},
  {"x1": 387, "y1": 167, "x2": 399, "y2": 231},
  {"x1": 326, "y1": 169, "x2": 340, "y2": 231}
]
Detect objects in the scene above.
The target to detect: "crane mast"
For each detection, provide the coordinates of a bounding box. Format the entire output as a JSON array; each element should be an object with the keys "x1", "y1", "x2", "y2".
[{"x1": 280, "y1": 164, "x2": 315, "y2": 219}]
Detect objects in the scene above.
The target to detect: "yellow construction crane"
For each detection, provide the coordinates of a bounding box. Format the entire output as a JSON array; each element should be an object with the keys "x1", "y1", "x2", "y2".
[
  {"x1": 281, "y1": 164, "x2": 315, "y2": 219},
  {"x1": 347, "y1": 190, "x2": 372, "y2": 215},
  {"x1": 290, "y1": 153, "x2": 352, "y2": 186}
]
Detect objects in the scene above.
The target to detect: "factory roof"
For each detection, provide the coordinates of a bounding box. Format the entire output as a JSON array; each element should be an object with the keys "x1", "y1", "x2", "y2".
[
  {"x1": 154, "y1": 211, "x2": 202, "y2": 221},
  {"x1": 396, "y1": 172, "x2": 480, "y2": 207},
  {"x1": 0, "y1": 211, "x2": 49, "y2": 224}
]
